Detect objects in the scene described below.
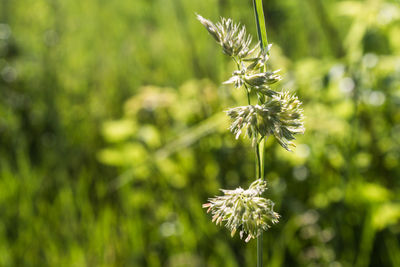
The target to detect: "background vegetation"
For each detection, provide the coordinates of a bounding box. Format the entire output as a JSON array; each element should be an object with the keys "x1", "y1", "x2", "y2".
[{"x1": 0, "y1": 0, "x2": 399, "y2": 266}]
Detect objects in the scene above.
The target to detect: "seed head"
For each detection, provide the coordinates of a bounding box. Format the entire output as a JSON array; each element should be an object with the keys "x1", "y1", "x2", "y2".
[
  {"x1": 203, "y1": 179, "x2": 280, "y2": 242},
  {"x1": 197, "y1": 14, "x2": 254, "y2": 58},
  {"x1": 226, "y1": 92, "x2": 305, "y2": 150}
]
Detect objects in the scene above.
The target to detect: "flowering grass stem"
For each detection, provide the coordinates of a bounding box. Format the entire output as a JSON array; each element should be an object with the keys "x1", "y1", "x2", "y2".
[
  {"x1": 256, "y1": 140, "x2": 264, "y2": 267},
  {"x1": 253, "y1": 0, "x2": 268, "y2": 266},
  {"x1": 197, "y1": 3, "x2": 304, "y2": 264}
]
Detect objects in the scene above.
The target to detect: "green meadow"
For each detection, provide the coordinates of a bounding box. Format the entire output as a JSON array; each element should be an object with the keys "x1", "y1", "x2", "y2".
[{"x1": 0, "y1": 0, "x2": 399, "y2": 266}]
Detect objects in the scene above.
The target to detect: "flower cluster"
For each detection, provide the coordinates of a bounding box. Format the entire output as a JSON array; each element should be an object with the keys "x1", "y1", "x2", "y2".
[
  {"x1": 198, "y1": 14, "x2": 305, "y2": 242},
  {"x1": 197, "y1": 14, "x2": 256, "y2": 58},
  {"x1": 203, "y1": 179, "x2": 280, "y2": 242},
  {"x1": 197, "y1": 15, "x2": 304, "y2": 151},
  {"x1": 226, "y1": 92, "x2": 304, "y2": 150}
]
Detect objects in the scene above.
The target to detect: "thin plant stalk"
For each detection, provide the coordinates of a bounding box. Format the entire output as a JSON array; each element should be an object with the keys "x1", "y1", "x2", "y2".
[
  {"x1": 256, "y1": 139, "x2": 264, "y2": 267},
  {"x1": 252, "y1": 1, "x2": 268, "y2": 266},
  {"x1": 257, "y1": 231, "x2": 263, "y2": 267},
  {"x1": 256, "y1": 141, "x2": 264, "y2": 267}
]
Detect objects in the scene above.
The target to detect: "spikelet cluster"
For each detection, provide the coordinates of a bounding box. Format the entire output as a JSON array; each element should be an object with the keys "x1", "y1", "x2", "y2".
[
  {"x1": 197, "y1": 14, "x2": 255, "y2": 58},
  {"x1": 198, "y1": 14, "x2": 304, "y2": 241},
  {"x1": 197, "y1": 15, "x2": 304, "y2": 150},
  {"x1": 203, "y1": 179, "x2": 280, "y2": 242},
  {"x1": 226, "y1": 92, "x2": 304, "y2": 150}
]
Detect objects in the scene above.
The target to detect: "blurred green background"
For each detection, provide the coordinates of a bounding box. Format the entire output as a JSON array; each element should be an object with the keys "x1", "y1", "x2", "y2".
[{"x1": 1, "y1": 0, "x2": 399, "y2": 266}]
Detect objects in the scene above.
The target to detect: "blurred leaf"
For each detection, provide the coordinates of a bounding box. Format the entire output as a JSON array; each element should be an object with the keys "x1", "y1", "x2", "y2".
[
  {"x1": 102, "y1": 119, "x2": 136, "y2": 143},
  {"x1": 347, "y1": 182, "x2": 391, "y2": 204},
  {"x1": 372, "y1": 203, "x2": 400, "y2": 230},
  {"x1": 97, "y1": 143, "x2": 148, "y2": 167}
]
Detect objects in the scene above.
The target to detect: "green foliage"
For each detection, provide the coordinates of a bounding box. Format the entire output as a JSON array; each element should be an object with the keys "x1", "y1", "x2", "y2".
[{"x1": 0, "y1": 0, "x2": 399, "y2": 266}]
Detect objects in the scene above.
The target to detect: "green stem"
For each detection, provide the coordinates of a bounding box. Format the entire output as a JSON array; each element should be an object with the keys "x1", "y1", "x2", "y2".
[
  {"x1": 355, "y1": 210, "x2": 375, "y2": 267},
  {"x1": 255, "y1": 138, "x2": 265, "y2": 267},
  {"x1": 255, "y1": 141, "x2": 262, "y2": 178},
  {"x1": 257, "y1": 232, "x2": 263, "y2": 267},
  {"x1": 252, "y1": 1, "x2": 268, "y2": 266}
]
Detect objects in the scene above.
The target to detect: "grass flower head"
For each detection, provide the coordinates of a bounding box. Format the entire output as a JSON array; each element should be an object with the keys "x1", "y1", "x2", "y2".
[{"x1": 203, "y1": 179, "x2": 280, "y2": 242}]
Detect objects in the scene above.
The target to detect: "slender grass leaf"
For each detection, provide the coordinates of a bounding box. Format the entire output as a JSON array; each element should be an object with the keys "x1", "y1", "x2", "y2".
[{"x1": 252, "y1": 0, "x2": 268, "y2": 52}]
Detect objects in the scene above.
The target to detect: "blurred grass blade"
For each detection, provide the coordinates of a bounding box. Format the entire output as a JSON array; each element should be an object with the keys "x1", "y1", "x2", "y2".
[
  {"x1": 109, "y1": 113, "x2": 226, "y2": 191},
  {"x1": 252, "y1": 0, "x2": 268, "y2": 51}
]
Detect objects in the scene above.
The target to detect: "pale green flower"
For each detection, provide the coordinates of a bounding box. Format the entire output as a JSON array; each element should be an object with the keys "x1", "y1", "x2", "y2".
[
  {"x1": 203, "y1": 179, "x2": 279, "y2": 242},
  {"x1": 226, "y1": 92, "x2": 305, "y2": 150},
  {"x1": 198, "y1": 14, "x2": 306, "y2": 241},
  {"x1": 197, "y1": 14, "x2": 256, "y2": 58}
]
